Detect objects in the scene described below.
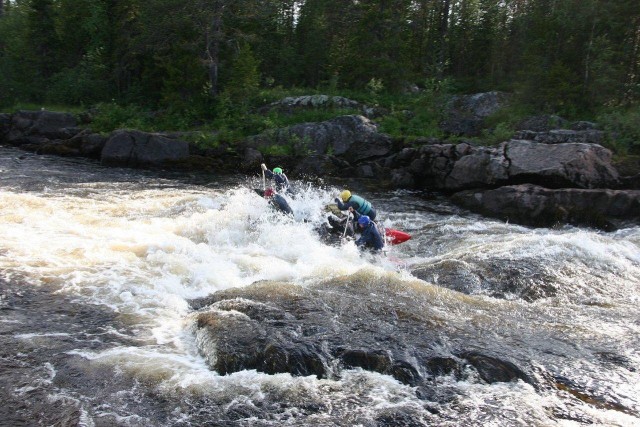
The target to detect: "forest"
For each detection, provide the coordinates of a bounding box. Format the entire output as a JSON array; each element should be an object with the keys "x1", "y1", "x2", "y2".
[{"x1": 1, "y1": 0, "x2": 639, "y2": 152}]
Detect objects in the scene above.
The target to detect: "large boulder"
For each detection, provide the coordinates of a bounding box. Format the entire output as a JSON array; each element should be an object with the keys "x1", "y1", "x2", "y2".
[
  {"x1": 513, "y1": 129, "x2": 605, "y2": 145},
  {"x1": 101, "y1": 130, "x2": 189, "y2": 167},
  {"x1": 37, "y1": 131, "x2": 107, "y2": 158},
  {"x1": 256, "y1": 95, "x2": 385, "y2": 118},
  {"x1": 388, "y1": 140, "x2": 619, "y2": 191},
  {"x1": 445, "y1": 145, "x2": 510, "y2": 190},
  {"x1": 248, "y1": 115, "x2": 393, "y2": 165},
  {"x1": 6, "y1": 110, "x2": 81, "y2": 145},
  {"x1": 505, "y1": 140, "x2": 619, "y2": 188},
  {"x1": 451, "y1": 184, "x2": 640, "y2": 230},
  {"x1": 191, "y1": 278, "x2": 533, "y2": 388},
  {"x1": 440, "y1": 91, "x2": 510, "y2": 136}
]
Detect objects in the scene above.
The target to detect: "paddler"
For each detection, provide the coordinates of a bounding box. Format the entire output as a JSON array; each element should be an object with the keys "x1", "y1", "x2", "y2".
[
  {"x1": 261, "y1": 163, "x2": 292, "y2": 194},
  {"x1": 334, "y1": 190, "x2": 377, "y2": 221},
  {"x1": 355, "y1": 215, "x2": 384, "y2": 252},
  {"x1": 262, "y1": 188, "x2": 293, "y2": 216}
]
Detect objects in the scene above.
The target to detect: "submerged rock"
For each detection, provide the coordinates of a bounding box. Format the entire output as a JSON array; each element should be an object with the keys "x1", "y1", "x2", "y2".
[{"x1": 190, "y1": 276, "x2": 534, "y2": 391}]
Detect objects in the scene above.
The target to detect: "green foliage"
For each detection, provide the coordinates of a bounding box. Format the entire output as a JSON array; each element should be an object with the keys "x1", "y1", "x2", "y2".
[
  {"x1": 89, "y1": 103, "x2": 152, "y2": 133},
  {"x1": 480, "y1": 122, "x2": 515, "y2": 146},
  {"x1": 223, "y1": 43, "x2": 261, "y2": 104},
  {"x1": 597, "y1": 106, "x2": 640, "y2": 155},
  {"x1": 46, "y1": 48, "x2": 110, "y2": 105},
  {"x1": 1, "y1": 0, "x2": 638, "y2": 140}
]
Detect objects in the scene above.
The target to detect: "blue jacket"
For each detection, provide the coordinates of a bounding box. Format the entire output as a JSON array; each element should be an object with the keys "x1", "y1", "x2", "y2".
[
  {"x1": 264, "y1": 170, "x2": 291, "y2": 192},
  {"x1": 356, "y1": 223, "x2": 384, "y2": 251}
]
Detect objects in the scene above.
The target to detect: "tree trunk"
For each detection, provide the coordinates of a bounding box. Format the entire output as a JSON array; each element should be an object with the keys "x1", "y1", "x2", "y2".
[
  {"x1": 437, "y1": 0, "x2": 451, "y2": 76},
  {"x1": 627, "y1": 18, "x2": 640, "y2": 103},
  {"x1": 206, "y1": 1, "x2": 224, "y2": 96}
]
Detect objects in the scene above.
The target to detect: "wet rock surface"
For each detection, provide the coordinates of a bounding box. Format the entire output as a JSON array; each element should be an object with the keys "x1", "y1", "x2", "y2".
[
  {"x1": 190, "y1": 278, "x2": 534, "y2": 391},
  {"x1": 2, "y1": 105, "x2": 640, "y2": 230},
  {"x1": 451, "y1": 184, "x2": 640, "y2": 230}
]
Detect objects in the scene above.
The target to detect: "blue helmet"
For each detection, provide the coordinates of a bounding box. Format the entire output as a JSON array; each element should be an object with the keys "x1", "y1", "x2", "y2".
[{"x1": 358, "y1": 215, "x2": 371, "y2": 226}]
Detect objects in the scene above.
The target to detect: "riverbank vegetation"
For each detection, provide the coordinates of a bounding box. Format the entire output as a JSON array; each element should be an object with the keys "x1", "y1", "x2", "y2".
[{"x1": 1, "y1": 0, "x2": 639, "y2": 153}]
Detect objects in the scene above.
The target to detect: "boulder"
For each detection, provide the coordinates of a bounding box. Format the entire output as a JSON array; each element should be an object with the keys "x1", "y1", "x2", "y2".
[
  {"x1": 445, "y1": 145, "x2": 509, "y2": 190},
  {"x1": 248, "y1": 115, "x2": 392, "y2": 164},
  {"x1": 512, "y1": 129, "x2": 605, "y2": 145},
  {"x1": 440, "y1": 91, "x2": 510, "y2": 136},
  {"x1": 388, "y1": 140, "x2": 620, "y2": 191},
  {"x1": 101, "y1": 130, "x2": 189, "y2": 167},
  {"x1": 6, "y1": 110, "x2": 81, "y2": 145},
  {"x1": 410, "y1": 258, "x2": 560, "y2": 301},
  {"x1": 36, "y1": 131, "x2": 107, "y2": 158},
  {"x1": 515, "y1": 115, "x2": 569, "y2": 132},
  {"x1": 451, "y1": 184, "x2": 640, "y2": 230},
  {"x1": 505, "y1": 140, "x2": 619, "y2": 188},
  {"x1": 257, "y1": 95, "x2": 386, "y2": 118},
  {"x1": 190, "y1": 278, "x2": 534, "y2": 388}
]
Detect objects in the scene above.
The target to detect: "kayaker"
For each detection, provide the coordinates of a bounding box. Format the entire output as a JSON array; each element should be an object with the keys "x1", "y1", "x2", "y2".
[
  {"x1": 261, "y1": 164, "x2": 292, "y2": 193},
  {"x1": 355, "y1": 215, "x2": 384, "y2": 252},
  {"x1": 262, "y1": 188, "x2": 293, "y2": 215},
  {"x1": 334, "y1": 190, "x2": 377, "y2": 221}
]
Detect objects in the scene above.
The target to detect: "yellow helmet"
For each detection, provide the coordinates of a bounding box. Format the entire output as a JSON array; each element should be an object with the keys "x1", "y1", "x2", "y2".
[{"x1": 340, "y1": 190, "x2": 351, "y2": 202}]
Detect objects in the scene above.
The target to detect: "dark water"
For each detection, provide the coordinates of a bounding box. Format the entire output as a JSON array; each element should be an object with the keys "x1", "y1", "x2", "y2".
[{"x1": 0, "y1": 146, "x2": 638, "y2": 426}]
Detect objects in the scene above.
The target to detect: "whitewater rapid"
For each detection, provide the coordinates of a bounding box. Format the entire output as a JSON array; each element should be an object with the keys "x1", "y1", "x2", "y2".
[{"x1": 1, "y1": 146, "x2": 639, "y2": 426}]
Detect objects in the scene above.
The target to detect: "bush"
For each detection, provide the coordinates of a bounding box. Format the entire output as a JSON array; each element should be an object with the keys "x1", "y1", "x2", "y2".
[
  {"x1": 598, "y1": 106, "x2": 640, "y2": 155},
  {"x1": 89, "y1": 103, "x2": 151, "y2": 133}
]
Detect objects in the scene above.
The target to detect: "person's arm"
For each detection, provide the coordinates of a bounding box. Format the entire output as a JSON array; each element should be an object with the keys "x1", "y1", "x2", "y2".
[{"x1": 334, "y1": 198, "x2": 348, "y2": 210}]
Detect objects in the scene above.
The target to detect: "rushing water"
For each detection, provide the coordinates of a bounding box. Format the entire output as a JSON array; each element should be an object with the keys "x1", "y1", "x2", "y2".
[{"x1": 0, "y1": 146, "x2": 639, "y2": 427}]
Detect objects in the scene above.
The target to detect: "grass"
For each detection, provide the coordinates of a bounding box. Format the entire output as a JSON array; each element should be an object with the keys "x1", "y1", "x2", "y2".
[{"x1": 5, "y1": 88, "x2": 640, "y2": 158}]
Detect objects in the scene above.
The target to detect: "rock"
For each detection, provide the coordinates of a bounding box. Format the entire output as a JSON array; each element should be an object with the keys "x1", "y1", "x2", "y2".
[
  {"x1": 515, "y1": 115, "x2": 569, "y2": 132},
  {"x1": 571, "y1": 121, "x2": 598, "y2": 131},
  {"x1": 512, "y1": 129, "x2": 605, "y2": 145},
  {"x1": 101, "y1": 130, "x2": 190, "y2": 167},
  {"x1": 241, "y1": 147, "x2": 263, "y2": 169},
  {"x1": 257, "y1": 95, "x2": 386, "y2": 118},
  {"x1": 35, "y1": 131, "x2": 107, "y2": 158},
  {"x1": 505, "y1": 140, "x2": 619, "y2": 189},
  {"x1": 451, "y1": 184, "x2": 640, "y2": 230},
  {"x1": 458, "y1": 351, "x2": 531, "y2": 384},
  {"x1": 440, "y1": 91, "x2": 510, "y2": 136},
  {"x1": 6, "y1": 110, "x2": 80, "y2": 145},
  {"x1": 389, "y1": 139, "x2": 619, "y2": 192},
  {"x1": 411, "y1": 258, "x2": 560, "y2": 301},
  {"x1": 190, "y1": 278, "x2": 534, "y2": 388},
  {"x1": 248, "y1": 115, "x2": 392, "y2": 165},
  {"x1": 445, "y1": 146, "x2": 509, "y2": 190}
]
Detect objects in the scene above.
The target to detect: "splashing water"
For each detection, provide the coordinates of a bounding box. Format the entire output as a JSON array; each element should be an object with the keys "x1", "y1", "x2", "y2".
[{"x1": 0, "y1": 147, "x2": 639, "y2": 426}]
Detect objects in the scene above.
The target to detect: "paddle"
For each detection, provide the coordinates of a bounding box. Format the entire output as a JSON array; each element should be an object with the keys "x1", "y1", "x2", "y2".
[{"x1": 342, "y1": 212, "x2": 352, "y2": 239}]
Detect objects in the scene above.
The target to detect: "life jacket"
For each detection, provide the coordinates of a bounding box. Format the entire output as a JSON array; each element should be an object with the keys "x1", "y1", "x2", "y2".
[{"x1": 349, "y1": 195, "x2": 372, "y2": 216}]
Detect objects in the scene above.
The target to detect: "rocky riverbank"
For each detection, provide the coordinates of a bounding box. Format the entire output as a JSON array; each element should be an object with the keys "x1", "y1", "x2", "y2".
[{"x1": 1, "y1": 93, "x2": 639, "y2": 230}]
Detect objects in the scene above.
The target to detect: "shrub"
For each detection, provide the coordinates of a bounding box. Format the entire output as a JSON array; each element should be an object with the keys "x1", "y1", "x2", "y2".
[{"x1": 598, "y1": 106, "x2": 640, "y2": 155}]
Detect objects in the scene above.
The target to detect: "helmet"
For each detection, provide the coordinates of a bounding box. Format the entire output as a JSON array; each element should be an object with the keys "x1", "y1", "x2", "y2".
[
  {"x1": 340, "y1": 190, "x2": 351, "y2": 202},
  {"x1": 273, "y1": 167, "x2": 283, "y2": 174},
  {"x1": 358, "y1": 215, "x2": 370, "y2": 226},
  {"x1": 264, "y1": 188, "x2": 275, "y2": 197}
]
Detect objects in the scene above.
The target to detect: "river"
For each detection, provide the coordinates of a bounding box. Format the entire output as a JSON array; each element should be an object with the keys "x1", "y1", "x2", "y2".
[{"x1": 0, "y1": 146, "x2": 638, "y2": 426}]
